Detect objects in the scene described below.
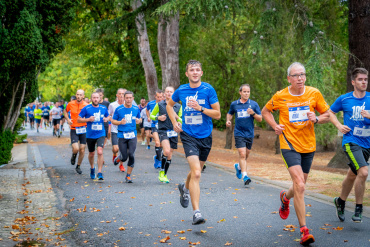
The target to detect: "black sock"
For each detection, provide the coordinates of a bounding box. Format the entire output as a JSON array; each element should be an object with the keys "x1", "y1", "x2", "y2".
[
  {"x1": 338, "y1": 197, "x2": 346, "y2": 205},
  {"x1": 164, "y1": 160, "x2": 171, "y2": 174},
  {"x1": 73, "y1": 153, "x2": 77, "y2": 159},
  {"x1": 356, "y1": 204, "x2": 363, "y2": 209},
  {"x1": 161, "y1": 155, "x2": 167, "y2": 170},
  {"x1": 155, "y1": 147, "x2": 162, "y2": 160}
]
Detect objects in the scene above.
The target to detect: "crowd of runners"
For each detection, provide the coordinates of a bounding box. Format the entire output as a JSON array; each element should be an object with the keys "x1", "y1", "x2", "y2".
[{"x1": 22, "y1": 60, "x2": 369, "y2": 246}]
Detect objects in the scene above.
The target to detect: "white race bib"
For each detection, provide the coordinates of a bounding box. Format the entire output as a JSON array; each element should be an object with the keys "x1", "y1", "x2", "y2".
[
  {"x1": 237, "y1": 109, "x2": 250, "y2": 118},
  {"x1": 167, "y1": 130, "x2": 178, "y2": 137},
  {"x1": 123, "y1": 132, "x2": 136, "y2": 139},
  {"x1": 353, "y1": 126, "x2": 370, "y2": 137},
  {"x1": 155, "y1": 123, "x2": 158, "y2": 129},
  {"x1": 76, "y1": 126, "x2": 86, "y2": 134},
  {"x1": 91, "y1": 123, "x2": 103, "y2": 131},
  {"x1": 289, "y1": 106, "x2": 310, "y2": 122},
  {"x1": 185, "y1": 113, "x2": 203, "y2": 125}
]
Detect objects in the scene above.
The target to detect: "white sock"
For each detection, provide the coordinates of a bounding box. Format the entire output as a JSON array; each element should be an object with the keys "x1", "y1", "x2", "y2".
[
  {"x1": 183, "y1": 184, "x2": 189, "y2": 193},
  {"x1": 236, "y1": 163, "x2": 241, "y2": 170},
  {"x1": 242, "y1": 172, "x2": 248, "y2": 177}
]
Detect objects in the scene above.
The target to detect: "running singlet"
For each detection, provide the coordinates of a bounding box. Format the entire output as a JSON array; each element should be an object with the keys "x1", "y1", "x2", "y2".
[
  {"x1": 331, "y1": 91, "x2": 370, "y2": 148},
  {"x1": 65, "y1": 100, "x2": 88, "y2": 130},
  {"x1": 228, "y1": 99, "x2": 261, "y2": 138},
  {"x1": 265, "y1": 86, "x2": 329, "y2": 153},
  {"x1": 79, "y1": 104, "x2": 109, "y2": 139},
  {"x1": 34, "y1": 109, "x2": 42, "y2": 119},
  {"x1": 146, "y1": 100, "x2": 158, "y2": 128},
  {"x1": 41, "y1": 106, "x2": 50, "y2": 117},
  {"x1": 150, "y1": 100, "x2": 182, "y2": 131},
  {"x1": 172, "y1": 82, "x2": 219, "y2": 139},
  {"x1": 113, "y1": 105, "x2": 141, "y2": 139}
]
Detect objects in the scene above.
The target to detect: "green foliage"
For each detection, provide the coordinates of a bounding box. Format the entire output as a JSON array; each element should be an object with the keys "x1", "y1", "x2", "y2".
[
  {"x1": 13, "y1": 112, "x2": 27, "y2": 144},
  {"x1": 0, "y1": 129, "x2": 15, "y2": 164}
]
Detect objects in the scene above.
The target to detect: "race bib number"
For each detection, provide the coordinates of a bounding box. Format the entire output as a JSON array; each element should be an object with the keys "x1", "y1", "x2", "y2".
[
  {"x1": 43, "y1": 112, "x2": 49, "y2": 116},
  {"x1": 76, "y1": 126, "x2": 86, "y2": 135},
  {"x1": 185, "y1": 113, "x2": 203, "y2": 125},
  {"x1": 91, "y1": 123, "x2": 103, "y2": 131},
  {"x1": 123, "y1": 132, "x2": 136, "y2": 139},
  {"x1": 353, "y1": 126, "x2": 370, "y2": 137},
  {"x1": 289, "y1": 106, "x2": 310, "y2": 122},
  {"x1": 167, "y1": 130, "x2": 178, "y2": 137},
  {"x1": 237, "y1": 109, "x2": 250, "y2": 118}
]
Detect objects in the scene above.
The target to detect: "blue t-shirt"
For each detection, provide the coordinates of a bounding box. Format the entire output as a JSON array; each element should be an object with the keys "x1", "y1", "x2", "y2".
[
  {"x1": 25, "y1": 107, "x2": 30, "y2": 116},
  {"x1": 330, "y1": 91, "x2": 370, "y2": 148},
  {"x1": 172, "y1": 82, "x2": 219, "y2": 138},
  {"x1": 78, "y1": 104, "x2": 109, "y2": 139},
  {"x1": 28, "y1": 106, "x2": 34, "y2": 117},
  {"x1": 41, "y1": 106, "x2": 50, "y2": 116},
  {"x1": 146, "y1": 100, "x2": 158, "y2": 128},
  {"x1": 113, "y1": 105, "x2": 141, "y2": 138},
  {"x1": 228, "y1": 99, "x2": 261, "y2": 138}
]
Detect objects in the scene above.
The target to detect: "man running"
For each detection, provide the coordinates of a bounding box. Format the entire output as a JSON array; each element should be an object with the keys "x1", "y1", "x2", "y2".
[
  {"x1": 78, "y1": 92, "x2": 110, "y2": 180},
  {"x1": 96, "y1": 89, "x2": 111, "y2": 148},
  {"x1": 141, "y1": 106, "x2": 152, "y2": 149},
  {"x1": 34, "y1": 104, "x2": 43, "y2": 133},
  {"x1": 330, "y1": 68, "x2": 370, "y2": 223},
  {"x1": 261, "y1": 62, "x2": 330, "y2": 245},
  {"x1": 150, "y1": 86, "x2": 182, "y2": 183},
  {"x1": 108, "y1": 88, "x2": 126, "y2": 172},
  {"x1": 112, "y1": 91, "x2": 141, "y2": 183},
  {"x1": 226, "y1": 84, "x2": 262, "y2": 186},
  {"x1": 42, "y1": 102, "x2": 51, "y2": 129},
  {"x1": 167, "y1": 60, "x2": 221, "y2": 225},
  {"x1": 146, "y1": 90, "x2": 164, "y2": 168},
  {"x1": 139, "y1": 98, "x2": 147, "y2": 145},
  {"x1": 50, "y1": 102, "x2": 63, "y2": 137},
  {"x1": 28, "y1": 103, "x2": 35, "y2": 130},
  {"x1": 64, "y1": 89, "x2": 89, "y2": 174},
  {"x1": 59, "y1": 100, "x2": 65, "y2": 135}
]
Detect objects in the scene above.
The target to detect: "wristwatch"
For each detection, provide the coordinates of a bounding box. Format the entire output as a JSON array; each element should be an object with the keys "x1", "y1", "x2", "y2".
[
  {"x1": 315, "y1": 116, "x2": 319, "y2": 124},
  {"x1": 201, "y1": 107, "x2": 205, "y2": 112},
  {"x1": 251, "y1": 113, "x2": 256, "y2": 117}
]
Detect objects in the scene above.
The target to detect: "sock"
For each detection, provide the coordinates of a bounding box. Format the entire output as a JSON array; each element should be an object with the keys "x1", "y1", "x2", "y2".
[
  {"x1": 155, "y1": 147, "x2": 162, "y2": 160},
  {"x1": 242, "y1": 172, "x2": 248, "y2": 177},
  {"x1": 193, "y1": 210, "x2": 200, "y2": 215},
  {"x1": 338, "y1": 197, "x2": 345, "y2": 205},
  {"x1": 356, "y1": 204, "x2": 363, "y2": 209},
  {"x1": 183, "y1": 184, "x2": 189, "y2": 193},
  {"x1": 126, "y1": 173, "x2": 131, "y2": 177},
  {"x1": 164, "y1": 160, "x2": 171, "y2": 175},
  {"x1": 73, "y1": 153, "x2": 77, "y2": 159},
  {"x1": 161, "y1": 155, "x2": 167, "y2": 170},
  {"x1": 237, "y1": 163, "x2": 241, "y2": 170},
  {"x1": 300, "y1": 225, "x2": 307, "y2": 231}
]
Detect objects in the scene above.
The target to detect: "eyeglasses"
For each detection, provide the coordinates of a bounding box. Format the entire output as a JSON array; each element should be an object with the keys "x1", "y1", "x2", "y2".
[{"x1": 289, "y1": 73, "x2": 306, "y2": 79}]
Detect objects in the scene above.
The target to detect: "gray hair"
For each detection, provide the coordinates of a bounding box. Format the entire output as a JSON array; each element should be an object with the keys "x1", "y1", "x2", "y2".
[{"x1": 287, "y1": 62, "x2": 305, "y2": 76}]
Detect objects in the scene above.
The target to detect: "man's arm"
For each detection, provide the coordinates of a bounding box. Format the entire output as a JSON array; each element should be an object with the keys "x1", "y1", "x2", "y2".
[
  {"x1": 261, "y1": 106, "x2": 284, "y2": 135},
  {"x1": 226, "y1": 113, "x2": 233, "y2": 127},
  {"x1": 329, "y1": 110, "x2": 351, "y2": 134},
  {"x1": 167, "y1": 99, "x2": 182, "y2": 132},
  {"x1": 63, "y1": 109, "x2": 72, "y2": 125},
  {"x1": 150, "y1": 104, "x2": 159, "y2": 121}
]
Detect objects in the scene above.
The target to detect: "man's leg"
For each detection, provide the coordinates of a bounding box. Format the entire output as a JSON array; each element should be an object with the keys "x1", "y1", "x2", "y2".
[
  {"x1": 185, "y1": 156, "x2": 203, "y2": 211},
  {"x1": 159, "y1": 139, "x2": 171, "y2": 182},
  {"x1": 78, "y1": 144, "x2": 86, "y2": 165},
  {"x1": 339, "y1": 168, "x2": 357, "y2": 201},
  {"x1": 354, "y1": 166, "x2": 368, "y2": 204}
]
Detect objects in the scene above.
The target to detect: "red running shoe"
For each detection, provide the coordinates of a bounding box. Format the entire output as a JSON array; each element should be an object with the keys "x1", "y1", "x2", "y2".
[
  {"x1": 300, "y1": 226, "x2": 315, "y2": 245},
  {"x1": 119, "y1": 163, "x2": 125, "y2": 172},
  {"x1": 279, "y1": 190, "x2": 290, "y2": 220}
]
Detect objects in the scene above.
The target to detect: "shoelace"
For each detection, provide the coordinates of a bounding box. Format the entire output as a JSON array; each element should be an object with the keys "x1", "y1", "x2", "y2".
[
  {"x1": 183, "y1": 193, "x2": 190, "y2": 200},
  {"x1": 194, "y1": 212, "x2": 202, "y2": 218}
]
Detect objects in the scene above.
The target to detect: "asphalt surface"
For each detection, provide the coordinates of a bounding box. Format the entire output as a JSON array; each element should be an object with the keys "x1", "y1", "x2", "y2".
[{"x1": 22, "y1": 124, "x2": 370, "y2": 247}]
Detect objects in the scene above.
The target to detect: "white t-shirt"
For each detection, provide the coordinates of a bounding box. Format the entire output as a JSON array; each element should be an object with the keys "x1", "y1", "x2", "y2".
[
  {"x1": 50, "y1": 107, "x2": 62, "y2": 120},
  {"x1": 141, "y1": 108, "x2": 151, "y2": 128},
  {"x1": 108, "y1": 101, "x2": 123, "y2": 133}
]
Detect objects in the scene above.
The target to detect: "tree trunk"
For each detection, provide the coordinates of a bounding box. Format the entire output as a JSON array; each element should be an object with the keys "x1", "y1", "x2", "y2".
[
  {"x1": 275, "y1": 135, "x2": 280, "y2": 154},
  {"x1": 132, "y1": 0, "x2": 158, "y2": 101},
  {"x1": 327, "y1": 137, "x2": 348, "y2": 169},
  {"x1": 158, "y1": 2, "x2": 180, "y2": 90},
  {"x1": 8, "y1": 81, "x2": 27, "y2": 131},
  {"x1": 4, "y1": 81, "x2": 21, "y2": 130},
  {"x1": 224, "y1": 122, "x2": 233, "y2": 149}
]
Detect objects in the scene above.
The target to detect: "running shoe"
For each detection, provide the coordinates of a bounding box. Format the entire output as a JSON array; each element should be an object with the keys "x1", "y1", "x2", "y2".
[
  {"x1": 58, "y1": 134, "x2": 60, "y2": 138},
  {"x1": 71, "y1": 154, "x2": 77, "y2": 165},
  {"x1": 113, "y1": 156, "x2": 121, "y2": 166},
  {"x1": 126, "y1": 175, "x2": 133, "y2": 183},
  {"x1": 192, "y1": 211, "x2": 206, "y2": 225},
  {"x1": 202, "y1": 164, "x2": 206, "y2": 172},
  {"x1": 119, "y1": 163, "x2": 126, "y2": 172},
  {"x1": 279, "y1": 190, "x2": 290, "y2": 220},
  {"x1": 141, "y1": 141, "x2": 146, "y2": 145},
  {"x1": 352, "y1": 206, "x2": 363, "y2": 223},
  {"x1": 153, "y1": 155, "x2": 161, "y2": 169},
  {"x1": 147, "y1": 145, "x2": 150, "y2": 150},
  {"x1": 178, "y1": 183, "x2": 190, "y2": 208},
  {"x1": 98, "y1": 172, "x2": 104, "y2": 181},
  {"x1": 243, "y1": 175, "x2": 252, "y2": 185},
  {"x1": 234, "y1": 163, "x2": 242, "y2": 179},
  {"x1": 75, "y1": 165, "x2": 82, "y2": 174},
  {"x1": 158, "y1": 170, "x2": 165, "y2": 182},
  {"x1": 300, "y1": 226, "x2": 315, "y2": 245},
  {"x1": 90, "y1": 168, "x2": 96, "y2": 179},
  {"x1": 333, "y1": 197, "x2": 345, "y2": 222},
  {"x1": 162, "y1": 175, "x2": 169, "y2": 183}
]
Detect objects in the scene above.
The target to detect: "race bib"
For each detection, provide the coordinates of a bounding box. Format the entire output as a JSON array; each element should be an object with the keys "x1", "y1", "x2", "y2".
[
  {"x1": 167, "y1": 130, "x2": 178, "y2": 137},
  {"x1": 185, "y1": 113, "x2": 203, "y2": 125},
  {"x1": 156, "y1": 123, "x2": 158, "y2": 129},
  {"x1": 43, "y1": 112, "x2": 49, "y2": 116},
  {"x1": 91, "y1": 123, "x2": 103, "y2": 131},
  {"x1": 289, "y1": 106, "x2": 310, "y2": 122},
  {"x1": 76, "y1": 126, "x2": 86, "y2": 135},
  {"x1": 123, "y1": 132, "x2": 136, "y2": 139},
  {"x1": 353, "y1": 126, "x2": 370, "y2": 137},
  {"x1": 237, "y1": 109, "x2": 250, "y2": 118}
]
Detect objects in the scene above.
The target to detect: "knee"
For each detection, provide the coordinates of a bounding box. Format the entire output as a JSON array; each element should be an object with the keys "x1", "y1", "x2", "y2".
[
  {"x1": 88, "y1": 152, "x2": 95, "y2": 157},
  {"x1": 97, "y1": 149, "x2": 103, "y2": 156},
  {"x1": 357, "y1": 168, "x2": 368, "y2": 180},
  {"x1": 191, "y1": 170, "x2": 202, "y2": 180},
  {"x1": 155, "y1": 141, "x2": 160, "y2": 146},
  {"x1": 79, "y1": 147, "x2": 85, "y2": 153},
  {"x1": 163, "y1": 150, "x2": 171, "y2": 157},
  {"x1": 294, "y1": 181, "x2": 306, "y2": 194},
  {"x1": 113, "y1": 147, "x2": 119, "y2": 153}
]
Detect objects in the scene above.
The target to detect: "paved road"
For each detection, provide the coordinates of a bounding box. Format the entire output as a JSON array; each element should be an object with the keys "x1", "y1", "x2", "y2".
[{"x1": 20, "y1": 124, "x2": 370, "y2": 246}]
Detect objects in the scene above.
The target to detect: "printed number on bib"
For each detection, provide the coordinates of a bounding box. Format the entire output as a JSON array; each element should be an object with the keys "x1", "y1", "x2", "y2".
[
  {"x1": 289, "y1": 106, "x2": 310, "y2": 122},
  {"x1": 185, "y1": 113, "x2": 203, "y2": 125},
  {"x1": 167, "y1": 130, "x2": 178, "y2": 137},
  {"x1": 91, "y1": 123, "x2": 103, "y2": 131},
  {"x1": 123, "y1": 132, "x2": 136, "y2": 139},
  {"x1": 353, "y1": 126, "x2": 370, "y2": 137},
  {"x1": 237, "y1": 109, "x2": 250, "y2": 118},
  {"x1": 76, "y1": 126, "x2": 86, "y2": 135}
]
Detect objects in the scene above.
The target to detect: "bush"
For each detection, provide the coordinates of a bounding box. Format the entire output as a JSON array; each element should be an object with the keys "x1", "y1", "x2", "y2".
[
  {"x1": 14, "y1": 111, "x2": 27, "y2": 144},
  {"x1": 0, "y1": 129, "x2": 15, "y2": 164}
]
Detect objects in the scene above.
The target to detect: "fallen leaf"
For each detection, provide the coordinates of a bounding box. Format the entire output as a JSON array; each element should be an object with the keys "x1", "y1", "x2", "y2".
[
  {"x1": 179, "y1": 237, "x2": 186, "y2": 240},
  {"x1": 217, "y1": 219, "x2": 226, "y2": 223},
  {"x1": 333, "y1": 226, "x2": 344, "y2": 231},
  {"x1": 177, "y1": 230, "x2": 185, "y2": 234},
  {"x1": 131, "y1": 197, "x2": 136, "y2": 199},
  {"x1": 306, "y1": 204, "x2": 311, "y2": 207},
  {"x1": 159, "y1": 236, "x2": 170, "y2": 243},
  {"x1": 187, "y1": 229, "x2": 192, "y2": 231},
  {"x1": 294, "y1": 239, "x2": 300, "y2": 242},
  {"x1": 83, "y1": 205, "x2": 86, "y2": 212},
  {"x1": 344, "y1": 240, "x2": 348, "y2": 242},
  {"x1": 225, "y1": 242, "x2": 233, "y2": 246},
  {"x1": 200, "y1": 230, "x2": 207, "y2": 233},
  {"x1": 271, "y1": 211, "x2": 278, "y2": 214},
  {"x1": 284, "y1": 225, "x2": 297, "y2": 228},
  {"x1": 161, "y1": 230, "x2": 171, "y2": 234},
  {"x1": 118, "y1": 227, "x2": 126, "y2": 231}
]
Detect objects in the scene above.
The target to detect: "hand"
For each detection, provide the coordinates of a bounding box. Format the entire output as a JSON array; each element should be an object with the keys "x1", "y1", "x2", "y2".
[
  {"x1": 247, "y1": 108, "x2": 255, "y2": 115},
  {"x1": 136, "y1": 118, "x2": 141, "y2": 124},
  {"x1": 226, "y1": 120, "x2": 231, "y2": 127},
  {"x1": 103, "y1": 117, "x2": 109, "y2": 122},
  {"x1": 173, "y1": 122, "x2": 183, "y2": 133},
  {"x1": 187, "y1": 99, "x2": 200, "y2": 111},
  {"x1": 88, "y1": 116, "x2": 95, "y2": 122},
  {"x1": 121, "y1": 118, "x2": 127, "y2": 125},
  {"x1": 306, "y1": 111, "x2": 316, "y2": 123},
  {"x1": 158, "y1": 114, "x2": 167, "y2": 121},
  {"x1": 67, "y1": 119, "x2": 73, "y2": 125},
  {"x1": 274, "y1": 124, "x2": 285, "y2": 135},
  {"x1": 361, "y1": 110, "x2": 370, "y2": 119},
  {"x1": 338, "y1": 124, "x2": 351, "y2": 134}
]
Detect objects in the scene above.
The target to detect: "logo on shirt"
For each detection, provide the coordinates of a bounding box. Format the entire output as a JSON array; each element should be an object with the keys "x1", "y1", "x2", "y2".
[
  {"x1": 125, "y1": 111, "x2": 133, "y2": 124},
  {"x1": 185, "y1": 91, "x2": 198, "y2": 111},
  {"x1": 350, "y1": 102, "x2": 365, "y2": 121},
  {"x1": 93, "y1": 111, "x2": 101, "y2": 122}
]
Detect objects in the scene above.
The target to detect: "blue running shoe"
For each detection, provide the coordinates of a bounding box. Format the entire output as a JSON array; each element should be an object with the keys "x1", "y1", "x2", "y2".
[
  {"x1": 155, "y1": 157, "x2": 161, "y2": 169},
  {"x1": 243, "y1": 175, "x2": 251, "y2": 185},
  {"x1": 147, "y1": 145, "x2": 150, "y2": 150},
  {"x1": 97, "y1": 172, "x2": 104, "y2": 181},
  {"x1": 153, "y1": 155, "x2": 157, "y2": 168},
  {"x1": 234, "y1": 163, "x2": 242, "y2": 179},
  {"x1": 90, "y1": 168, "x2": 96, "y2": 179}
]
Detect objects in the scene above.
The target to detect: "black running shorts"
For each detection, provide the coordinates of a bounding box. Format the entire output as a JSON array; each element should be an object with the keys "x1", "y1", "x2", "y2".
[
  {"x1": 52, "y1": 119, "x2": 60, "y2": 125},
  {"x1": 180, "y1": 131, "x2": 212, "y2": 162},
  {"x1": 234, "y1": 136, "x2": 253, "y2": 149},
  {"x1": 86, "y1": 136, "x2": 105, "y2": 153},
  {"x1": 158, "y1": 130, "x2": 178, "y2": 150},
  {"x1": 342, "y1": 142, "x2": 370, "y2": 175},
  {"x1": 281, "y1": 149, "x2": 315, "y2": 174},
  {"x1": 70, "y1": 129, "x2": 87, "y2": 145},
  {"x1": 111, "y1": 132, "x2": 118, "y2": 146}
]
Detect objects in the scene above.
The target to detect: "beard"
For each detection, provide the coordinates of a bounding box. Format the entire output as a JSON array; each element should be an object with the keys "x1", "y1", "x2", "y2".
[{"x1": 92, "y1": 102, "x2": 99, "y2": 106}]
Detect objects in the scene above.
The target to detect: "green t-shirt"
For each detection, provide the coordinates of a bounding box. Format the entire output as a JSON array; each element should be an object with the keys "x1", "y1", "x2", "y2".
[{"x1": 34, "y1": 109, "x2": 43, "y2": 119}]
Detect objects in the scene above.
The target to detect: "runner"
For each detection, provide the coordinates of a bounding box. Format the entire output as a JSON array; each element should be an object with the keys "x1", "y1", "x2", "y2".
[
  {"x1": 28, "y1": 103, "x2": 35, "y2": 130},
  {"x1": 150, "y1": 87, "x2": 182, "y2": 183},
  {"x1": 167, "y1": 60, "x2": 221, "y2": 225},
  {"x1": 50, "y1": 102, "x2": 63, "y2": 137},
  {"x1": 64, "y1": 89, "x2": 89, "y2": 174},
  {"x1": 96, "y1": 89, "x2": 111, "y2": 148},
  {"x1": 42, "y1": 102, "x2": 51, "y2": 129},
  {"x1": 108, "y1": 88, "x2": 126, "y2": 172},
  {"x1": 59, "y1": 100, "x2": 65, "y2": 135},
  {"x1": 141, "y1": 106, "x2": 152, "y2": 149},
  {"x1": 261, "y1": 62, "x2": 330, "y2": 245},
  {"x1": 34, "y1": 104, "x2": 43, "y2": 133},
  {"x1": 226, "y1": 84, "x2": 262, "y2": 186},
  {"x1": 112, "y1": 91, "x2": 141, "y2": 183},
  {"x1": 139, "y1": 98, "x2": 147, "y2": 145},
  {"x1": 24, "y1": 104, "x2": 30, "y2": 127},
  {"x1": 84, "y1": 97, "x2": 90, "y2": 104},
  {"x1": 146, "y1": 90, "x2": 164, "y2": 168},
  {"x1": 77, "y1": 92, "x2": 110, "y2": 180},
  {"x1": 330, "y1": 68, "x2": 370, "y2": 223}
]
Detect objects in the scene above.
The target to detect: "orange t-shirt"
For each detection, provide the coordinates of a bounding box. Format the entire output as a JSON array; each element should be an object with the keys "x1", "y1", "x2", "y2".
[
  {"x1": 65, "y1": 100, "x2": 89, "y2": 130},
  {"x1": 265, "y1": 86, "x2": 330, "y2": 153}
]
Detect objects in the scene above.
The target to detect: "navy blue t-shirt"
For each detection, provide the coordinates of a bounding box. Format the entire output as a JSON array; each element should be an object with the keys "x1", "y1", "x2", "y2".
[
  {"x1": 146, "y1": 100, "x2": 158, "y2": 128},
  {"x1": 113, "y1": 105, "x2": 141, "y2": 138},
  {"x1": 172, "y1": 82, "x2": 219, "y2": 138},
  {"x1": 41, "y1": 106, "x2": 50, "y2": 116},
  {"x1": 79, "y1": 104, "x2": 109, "y2": 139},
  {"x1": 228, "y1": 99, "x2": 261, "y2": 138}
]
